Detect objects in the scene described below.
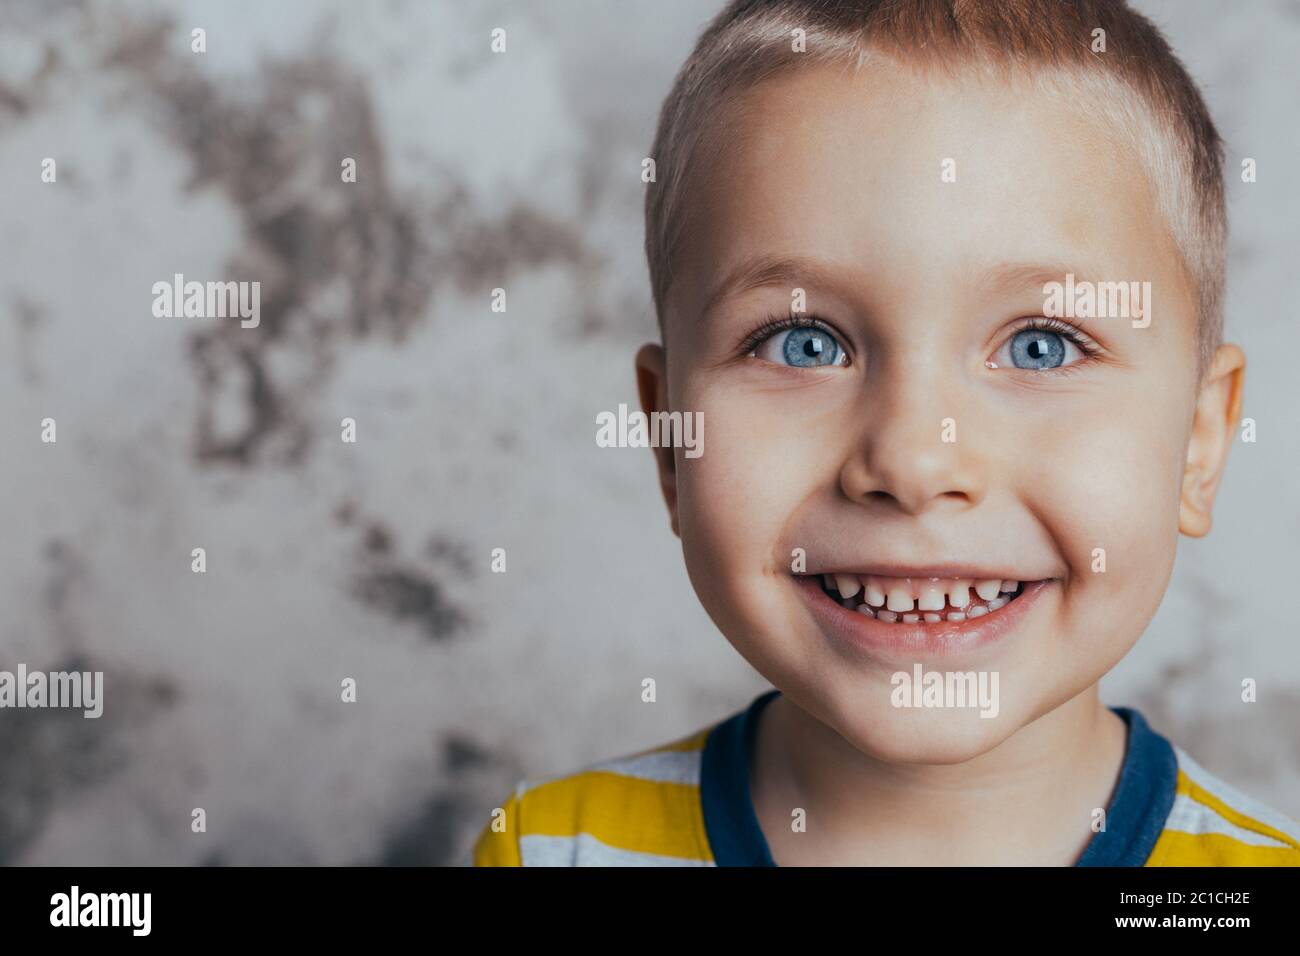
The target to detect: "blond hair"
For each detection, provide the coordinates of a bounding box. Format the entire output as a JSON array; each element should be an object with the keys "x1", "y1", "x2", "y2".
[{"x1": 644, "y1": 0, "x2": 1226, "y2": 377}]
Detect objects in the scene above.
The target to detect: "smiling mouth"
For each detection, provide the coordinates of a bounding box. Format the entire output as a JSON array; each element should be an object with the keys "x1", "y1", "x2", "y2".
[{"x1": 806, "y1": 572, "x2": 1029, "y2": 623}]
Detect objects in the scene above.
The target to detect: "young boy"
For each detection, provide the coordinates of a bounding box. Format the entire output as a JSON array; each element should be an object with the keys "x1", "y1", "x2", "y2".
[{"x1": 472, "y1": 0, "x2": 1300, "y2": 866}]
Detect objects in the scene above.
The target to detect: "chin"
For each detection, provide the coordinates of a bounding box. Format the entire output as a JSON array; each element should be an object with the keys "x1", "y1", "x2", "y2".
[{"x1": 819, "y1": 687, "x2": 1032, "y2": 765}]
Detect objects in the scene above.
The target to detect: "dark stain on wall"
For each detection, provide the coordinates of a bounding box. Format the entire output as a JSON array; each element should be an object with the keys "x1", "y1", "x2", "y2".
[
  {"x1": 0, "y1": 656, "x2": 177, "y2": 864},
  {"x1": 10, "y1": 295, "x2": 46, "y2": 386},
  {"x1": 424, "y1": 535, "x2": 474, "y2": 579},
  {"x1": 97, "y1": 15, "x2": 593, "y2": 471},
  {"x1": 374, "y1": 790, "x2": 467, "y2": 866},
  {"x1": 340, "y1": 504, "x2": 469, "y2": 640},
  {"x1": 372, "y1": 734, "x2": 507, "y2": 866},
  {"x1": 351, "y1": 567, "x2": 464, "y2": 641}
]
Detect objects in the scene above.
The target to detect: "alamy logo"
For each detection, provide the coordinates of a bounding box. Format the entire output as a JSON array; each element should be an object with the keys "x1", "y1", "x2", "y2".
[
  {"x1": 50, "y1": 886, "x2": 151, "y2": 936},
  {"x1": 152, "y1": 273, "x2": 261, "y2": 328},
  {"x1": 890, "y1": 663, "x2": 999, "y2": 718},
  {"x1": 0, "y1": 664, "x2": 103, "y2": 718},
  {"x1": 1043, "y1": 273, "x2": 1151, "y2": 328},
  {"x1": 595, "y1": 403, "x2": 703, "y2": 458}
]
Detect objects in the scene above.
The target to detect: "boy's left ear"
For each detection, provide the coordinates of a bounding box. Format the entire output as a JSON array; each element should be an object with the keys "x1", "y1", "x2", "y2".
[{"x1": 1179, "y1": 343, "x2": 1246, "y2": 537}]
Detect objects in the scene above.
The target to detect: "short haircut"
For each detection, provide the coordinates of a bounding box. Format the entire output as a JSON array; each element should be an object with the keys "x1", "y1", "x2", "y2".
[{"x1": 644, "y1": 0, "x2": 1226, "y2": 378}]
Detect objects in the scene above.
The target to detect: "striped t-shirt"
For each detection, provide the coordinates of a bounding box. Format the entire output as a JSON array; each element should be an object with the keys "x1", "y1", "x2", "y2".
[{"x1": 470, "y1": 688, "x2": 1300, "y2": 866}]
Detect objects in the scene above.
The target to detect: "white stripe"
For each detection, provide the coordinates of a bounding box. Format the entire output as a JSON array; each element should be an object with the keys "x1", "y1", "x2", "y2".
[
  {"x1": 520, "y1": 831, "x2": 714, "y2": 867},
  {"x1": 1173, "y1": 746, "x2": 1300, "y2": 844},
  {"x1": 516, "y1": 744, "x2": 704, "y2": 795},
  {"x1": 1163, "y1": 794, "x2": 1290, "y2": 848},
  {"x1": 584, "y1": 747, "x2": 703, "y2": 785}
]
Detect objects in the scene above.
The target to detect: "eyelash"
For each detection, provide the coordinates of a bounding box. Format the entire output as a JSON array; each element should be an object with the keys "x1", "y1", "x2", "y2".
[
  {"x1": 1008, "y1": 316, "x2": 1101, "y2": 360},
  {"x1": 738, "y1": 313, "x2": 843, "y2": 359},
  {"x1": 738, "y1": 314, "x2": 1101, "y2": 368}
]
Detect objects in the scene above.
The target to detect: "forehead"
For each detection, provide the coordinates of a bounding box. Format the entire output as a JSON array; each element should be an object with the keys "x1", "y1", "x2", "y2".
[{"x1": 667, "y1": 60, "x2": 1189, "y2": 326}]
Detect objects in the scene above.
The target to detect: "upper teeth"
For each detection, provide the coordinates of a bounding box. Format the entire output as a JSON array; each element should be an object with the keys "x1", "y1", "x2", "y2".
[{"x1": 820, "y1": 574, "x2": 1023, "y2": 613}]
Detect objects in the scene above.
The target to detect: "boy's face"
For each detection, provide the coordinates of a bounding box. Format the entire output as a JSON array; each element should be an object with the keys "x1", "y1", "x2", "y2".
[{"x1": 637, "y1": 61, "x2": 1243, "y2": 762}]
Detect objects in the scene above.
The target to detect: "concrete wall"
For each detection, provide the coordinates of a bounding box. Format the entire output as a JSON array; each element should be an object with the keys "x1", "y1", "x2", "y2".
[{"x1": 0, "y1": 0, "x2": 1295, "y2": 864}]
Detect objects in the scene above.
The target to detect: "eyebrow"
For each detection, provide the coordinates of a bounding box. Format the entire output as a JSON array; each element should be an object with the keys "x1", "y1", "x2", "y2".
[
  {"x1": 699, "y1": 253, "x2": 851, "y2": 319},
  {"x1": 976, "y1": 260, "x2": 1109, "y2": 298}
]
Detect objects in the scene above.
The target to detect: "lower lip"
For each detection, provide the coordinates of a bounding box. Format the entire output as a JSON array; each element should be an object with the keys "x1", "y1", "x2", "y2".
[{"x1": 795, "y1": 575, "x2": 1053, "y2": 661}]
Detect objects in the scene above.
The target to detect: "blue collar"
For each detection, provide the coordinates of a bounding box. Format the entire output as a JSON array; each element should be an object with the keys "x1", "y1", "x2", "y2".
[{"x1": 700, "y1": 689, "x2": 1178, "y2": 866}]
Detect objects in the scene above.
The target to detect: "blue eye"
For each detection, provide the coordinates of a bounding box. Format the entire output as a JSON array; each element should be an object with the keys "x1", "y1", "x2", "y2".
[
  {"x1": 754, "y1": 325, "x2": 848, "y2": 367},
  {"x1": 992, "y1": 324, "x2": 1087, "y2": 371},
  {"x1": 1011, "y1": 330, "x2": 1066, "y2": 369}
]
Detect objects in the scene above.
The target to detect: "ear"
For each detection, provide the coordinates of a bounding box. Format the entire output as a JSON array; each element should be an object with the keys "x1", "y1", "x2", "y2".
[
  {"x1": 1179, "y1": 343, "x2": 1246, "y2": 537},
  {"x1": 634, "y1": 342, "x2": 680, "y2": 537}
]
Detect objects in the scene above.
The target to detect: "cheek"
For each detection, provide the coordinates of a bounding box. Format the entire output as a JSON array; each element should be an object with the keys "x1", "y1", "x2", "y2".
[
  {"x1": 674, "y1": 384, "x2": 820, "y2": 556},
  {"x1": 1010, "y1": 390, "x2": 1187, "y2": 632},
  {"x1": 672, "y1": 383, "x2": 837, "y2": 628}
]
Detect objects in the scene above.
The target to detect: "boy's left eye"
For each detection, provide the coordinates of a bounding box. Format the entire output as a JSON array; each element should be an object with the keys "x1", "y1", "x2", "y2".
[
  {"x1": 990, "y1": 324, "x2": 1089, "y2": 370},
  {"x1": 752, "y1": 326, "x2": 850, "y2": 368}
]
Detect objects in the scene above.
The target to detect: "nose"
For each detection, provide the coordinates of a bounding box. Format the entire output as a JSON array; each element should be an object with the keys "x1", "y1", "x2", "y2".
[{"x1": 839, "y1": 365, "x2": 986, "y2": 515}]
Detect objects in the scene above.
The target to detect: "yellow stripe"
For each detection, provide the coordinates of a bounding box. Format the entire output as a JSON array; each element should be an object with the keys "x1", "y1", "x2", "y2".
[
  {"x1": 1176, "y1": 770, "x2": 1300, "y2": 850},
  {"x1": 1143, "y1": 769, "x2": 1300, "y2": 866},
  {"x1": 518, "y1": 770, "x2": 712, "y2": 861},
  {"x1": 636, "y1": 727, "x2": 711, "y2": 755},
  {"x1": 1148, "y1": 831, "x2": 1300, "y2": 866},
  {"x1": 471, "y1": 723, "x2": 715, "y2": 866},
  {"x1": 472, "y1": 792, "x2": 522, "y2": 867}
]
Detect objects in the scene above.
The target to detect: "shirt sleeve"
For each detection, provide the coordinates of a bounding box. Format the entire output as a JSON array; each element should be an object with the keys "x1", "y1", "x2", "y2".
[{"x1": 470, "y1": 781, "x2": 525, "y2": 866}]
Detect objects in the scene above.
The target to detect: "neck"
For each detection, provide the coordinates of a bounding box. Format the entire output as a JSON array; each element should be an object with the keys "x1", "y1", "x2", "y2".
[{"x1": 753, "y1": 688, "x2": 1128, "y2": 865}]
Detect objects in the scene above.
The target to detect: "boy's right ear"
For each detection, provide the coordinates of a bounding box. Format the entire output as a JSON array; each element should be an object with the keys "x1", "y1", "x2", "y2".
[{"x1": 634, "y1": 343, "x2": 680, "y2": 538}]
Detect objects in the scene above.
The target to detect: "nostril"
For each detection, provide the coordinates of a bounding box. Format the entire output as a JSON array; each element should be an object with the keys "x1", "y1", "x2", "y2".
[{"x1": 858, "y1": 488, "x2": 974, "y2": 512}]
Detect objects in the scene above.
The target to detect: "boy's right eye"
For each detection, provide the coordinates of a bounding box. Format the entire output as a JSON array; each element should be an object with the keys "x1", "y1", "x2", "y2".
[{"x1": 750, "y1": 323, "x2": 850, "y2": 368}]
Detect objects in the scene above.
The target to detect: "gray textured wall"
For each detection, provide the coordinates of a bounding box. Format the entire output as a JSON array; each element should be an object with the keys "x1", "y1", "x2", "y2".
[{"x1": 0, "y1": 0, "x2": 1296, "y2": 865}]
